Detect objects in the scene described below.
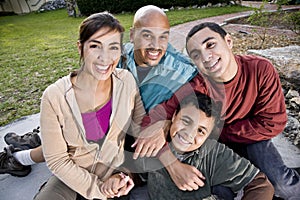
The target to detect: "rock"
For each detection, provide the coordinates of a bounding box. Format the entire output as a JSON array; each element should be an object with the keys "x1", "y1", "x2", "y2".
[
  {"x1": 290, "y1": 98, "x2": 300, "y2": 110},
  {"x1": 294, "y1": 133, "x2": 300, "y2": 147},
  {"x1": 286, "y1": 89, "x2": 300, "y2": 99},
  {"x1": 38, "y1": 0, "x2": 66, "y2": 12},
  {"x1": 285, "y1": 116, "x2": 300, "y2": 131},
  {"x1": 284, "y1": 116, "x2": 300, "y2": 146},
  {"x1": 248, "y1": 46, "x2": 300, "y2": 85}
]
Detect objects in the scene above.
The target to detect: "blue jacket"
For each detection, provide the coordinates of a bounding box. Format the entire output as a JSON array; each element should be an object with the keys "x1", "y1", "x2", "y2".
[{"x1": 119, "y1": 43, "x2": 198, "y2": 112}]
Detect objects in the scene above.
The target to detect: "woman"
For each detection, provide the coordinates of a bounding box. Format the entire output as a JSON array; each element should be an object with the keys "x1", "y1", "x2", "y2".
[{"x1": 34, "y1": 12, "x2": 145, "y2": 200}]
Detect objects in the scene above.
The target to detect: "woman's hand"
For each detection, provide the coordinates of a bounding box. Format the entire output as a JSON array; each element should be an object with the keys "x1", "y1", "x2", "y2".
[{"x1": 100, "y1": 172, "x2": 134, "y2": 198}]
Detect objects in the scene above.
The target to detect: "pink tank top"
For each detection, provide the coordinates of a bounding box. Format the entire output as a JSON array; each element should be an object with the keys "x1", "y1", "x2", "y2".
[{"x1": 81, "y1": 98, "x2": 112, "y2": 142}]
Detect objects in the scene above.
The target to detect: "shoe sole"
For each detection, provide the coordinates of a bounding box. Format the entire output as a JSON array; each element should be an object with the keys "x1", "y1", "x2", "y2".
[
  {"x1": 3, "y1": 143, "x2": 32, "y2": 150},
  {"x1": 0, "y1": 167, "x2": 31, "y2": 177}
]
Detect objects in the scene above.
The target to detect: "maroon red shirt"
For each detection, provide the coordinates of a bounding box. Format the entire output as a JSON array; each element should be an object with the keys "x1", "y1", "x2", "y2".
[{"x1": 143, "y1": 55, "x2": 287, "y2": 144}]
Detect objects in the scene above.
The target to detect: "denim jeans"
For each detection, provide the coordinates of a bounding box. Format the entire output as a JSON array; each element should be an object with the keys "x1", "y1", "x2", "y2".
[
  {"x1": 129, "y1": 185, "x2": 150, "y2": 200},
  {"x1": 247, "y1": 140, "x2": 300, "y2": 199},
  {"x1": 211, "y1": 185, "x2": 236, "y2": 200},
  {"x1": 223, "y1": 139, "x2": 300, "y2": 200}
]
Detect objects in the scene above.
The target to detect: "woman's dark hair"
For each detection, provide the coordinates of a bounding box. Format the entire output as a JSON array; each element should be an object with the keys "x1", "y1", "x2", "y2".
[{"x1": 78, "y1": 12, "x2": 125, "y2": 63}]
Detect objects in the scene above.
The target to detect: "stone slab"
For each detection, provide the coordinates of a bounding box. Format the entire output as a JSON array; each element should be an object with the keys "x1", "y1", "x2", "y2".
[{"x1": 0, "y1": 113, "x2": 299, "y2": 199}]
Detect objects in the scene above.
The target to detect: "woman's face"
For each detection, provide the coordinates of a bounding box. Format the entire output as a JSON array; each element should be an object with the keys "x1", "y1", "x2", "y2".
[{"x1": 79, "y1": 27, "x2": 122, "y2": 81}]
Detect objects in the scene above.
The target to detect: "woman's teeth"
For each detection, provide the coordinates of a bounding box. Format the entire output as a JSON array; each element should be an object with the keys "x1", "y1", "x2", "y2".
[{"x1": 96, "y1": 65, "x2": 109, "y2": 71}]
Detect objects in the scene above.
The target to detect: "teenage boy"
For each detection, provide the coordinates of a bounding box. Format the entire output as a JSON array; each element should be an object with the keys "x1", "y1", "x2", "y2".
[{"x1": 142, "y1": 91, "x2": 274, "y2": 199}]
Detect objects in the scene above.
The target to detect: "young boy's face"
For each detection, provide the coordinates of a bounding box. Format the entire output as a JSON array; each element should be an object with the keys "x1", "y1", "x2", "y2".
[{"x1": 170, "y1": 103, "x2": 215, "y2": 153}]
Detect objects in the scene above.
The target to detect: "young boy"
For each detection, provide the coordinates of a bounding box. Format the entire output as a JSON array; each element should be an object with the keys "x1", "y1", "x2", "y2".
[{"x1": 144, "y1": 91, "x2": 274, "y2": 199}]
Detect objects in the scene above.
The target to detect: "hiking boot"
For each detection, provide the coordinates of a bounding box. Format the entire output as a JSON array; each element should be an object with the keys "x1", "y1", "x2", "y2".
[
  {"x1": 0, "y1": 145, "x2": 31, "y2": 177},
  {"x1": 293, "y1": 167, "x2": 300, "y2": 175},
  {"x1": 4, "y1": 126, "x2": 41, "y2": 150}
]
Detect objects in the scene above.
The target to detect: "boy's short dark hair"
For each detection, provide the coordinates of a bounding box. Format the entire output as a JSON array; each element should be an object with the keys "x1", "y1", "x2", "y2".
[
  {"x1": 186, "y1": 22, "x2": 227, "y2": 45},
  {"x1": 175, "y1": 91, "x2": 222, "y2": 126}
]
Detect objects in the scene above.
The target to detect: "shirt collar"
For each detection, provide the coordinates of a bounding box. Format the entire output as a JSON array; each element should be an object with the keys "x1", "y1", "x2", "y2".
[{"x1": 169, "y1": 142, "x2": 200, "y2": 162}]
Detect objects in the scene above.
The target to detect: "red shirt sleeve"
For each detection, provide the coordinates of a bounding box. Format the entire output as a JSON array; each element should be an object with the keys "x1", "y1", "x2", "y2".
[{"x1": 141, "y1": 74, "x2": 208, "y2": 127}]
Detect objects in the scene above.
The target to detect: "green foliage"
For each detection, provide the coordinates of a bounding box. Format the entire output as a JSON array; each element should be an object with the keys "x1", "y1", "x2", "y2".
[
  {"x1": 276, "y1": 0, "x2": 299, "y2": 9},
  {"x1": 247, "y1": 0, "x2": 269, "y2": 27},
  {"x1": 0, "y1": 10, "x2": 82, "y2": 126},
  {"x1": 76, "y1": 0, "x2": 233, "y2": 15},
  {"x1": 283, "y1": 11, "x2": 300, "y2": 34},
  {"x1": 275, "y1": 0, "x2": 290, "y2": 10},
  {"x1": 246, "y1": 0, "x2": 299, "y2": 47},
  {"x1": 246, "y1": 0, "x2": 270, "y2": 48}
]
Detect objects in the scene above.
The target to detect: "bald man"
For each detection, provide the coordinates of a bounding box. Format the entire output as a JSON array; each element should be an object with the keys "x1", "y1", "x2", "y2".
[
  {"x1": 122, "y1": 5, "x2": 197, "y2": 112},
  {"x1": 120, "y1": 5, "x2": 198, "y2": 199}
]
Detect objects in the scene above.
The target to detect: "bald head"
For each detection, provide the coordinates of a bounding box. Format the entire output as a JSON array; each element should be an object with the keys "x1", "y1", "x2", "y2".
[
  {"x1": 133, "y1": 5, "x2": 170, "y2": 29},
  {"x1": 130, "y1": 5, "x2": 170, "y2": 67}
]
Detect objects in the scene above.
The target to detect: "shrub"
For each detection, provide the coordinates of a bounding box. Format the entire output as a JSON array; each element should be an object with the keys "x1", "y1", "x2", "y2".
[
  {"x1": 246, "y1": 0, "x2": 270, "y2": 48},
  {"x1": 77, "y1": 0, "x2": 231, "y2": 16},
  {"x1": 283, "y1": 11, "x2": 300, "y2": 34}
]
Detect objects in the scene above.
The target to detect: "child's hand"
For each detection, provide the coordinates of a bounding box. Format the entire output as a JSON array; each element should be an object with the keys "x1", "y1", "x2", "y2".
[
  {"x1": 132, "y1": 120, "x2": 168, "y2": 159},
  {"x1": 167, "y1": 159, "x2": 205, "y2": 191},
  {"x1": 100, "y1": 172, "x2": 134, "y2": 198}
]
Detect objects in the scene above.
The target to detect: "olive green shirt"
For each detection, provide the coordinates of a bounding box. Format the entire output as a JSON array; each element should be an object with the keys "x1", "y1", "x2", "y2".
[{"x1": 147, "y1": 139, "x2": 259, "y2": 199}]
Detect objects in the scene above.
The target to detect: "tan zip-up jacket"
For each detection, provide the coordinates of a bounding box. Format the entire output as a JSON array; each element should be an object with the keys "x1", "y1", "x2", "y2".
[{"x1": 40, "y1": 68, "x2": 145, "y2": 199}]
